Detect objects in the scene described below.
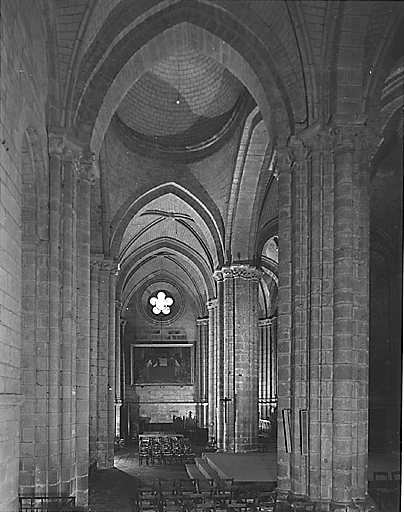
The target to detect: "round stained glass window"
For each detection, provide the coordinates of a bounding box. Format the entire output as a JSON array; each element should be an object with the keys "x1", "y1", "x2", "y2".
[{"x1": 149, "y1": 291, "x2": 174, "y2": 315}]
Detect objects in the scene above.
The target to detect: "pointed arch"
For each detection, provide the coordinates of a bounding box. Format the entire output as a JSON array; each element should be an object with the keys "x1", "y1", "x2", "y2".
[
  {"x1": 68, "y1": 2, "x2": 296, "y2": 152},
  {"x1": 110, "y1": 182, "x2": 225, "y2": 267},
  {"x1": 42, "y1": 0, "x2": 62, "y2": 126},
  {"x1": 118, "y1": 243, "x2": 213, "y2": 317},
  {"x1": 226, "y1": 110, "x2": 272, "y2": 263}
]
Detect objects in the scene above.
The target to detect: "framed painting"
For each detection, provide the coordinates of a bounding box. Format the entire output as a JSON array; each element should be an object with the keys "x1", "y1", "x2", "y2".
[{"x1": 131, "y1": 343, "x2": 193, "y2": 385}]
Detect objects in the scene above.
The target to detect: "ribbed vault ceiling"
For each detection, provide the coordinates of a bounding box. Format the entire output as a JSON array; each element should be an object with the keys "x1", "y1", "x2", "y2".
[
  {"x1": 118, "y1": 192, "x2": 219, "y2": 312},
  {"x1": 119, "y1": 193, "x2": 218, "y2": 269}
]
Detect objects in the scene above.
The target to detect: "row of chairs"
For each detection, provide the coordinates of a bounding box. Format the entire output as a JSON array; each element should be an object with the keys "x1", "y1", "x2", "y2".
[
  {"x1": 134, "y1": 477, "x2": 248, "y2": 512},
  {"x1": 139, "y1": 436, "x2": 196, "y2": 466},
  {"x1": 133, "y1": 479, "x2": 320, "y2": 512},
  {"x1": 19, "y1": 496, "x2": 77, "y2": 511}
]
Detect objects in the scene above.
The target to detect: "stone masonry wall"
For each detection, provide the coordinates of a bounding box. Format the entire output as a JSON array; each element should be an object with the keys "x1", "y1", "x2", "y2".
[
  {"x1": 0, "y1": 2, "x2": 48, "y2": 511},
  {"x1": 126, "y1": 385, "x2": 195, "y2": 425}
]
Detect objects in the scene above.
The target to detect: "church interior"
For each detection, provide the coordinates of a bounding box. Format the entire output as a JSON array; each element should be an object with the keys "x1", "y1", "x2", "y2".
[{"x1": 0, "y1": 1, "x2": 402, "y2": 511}]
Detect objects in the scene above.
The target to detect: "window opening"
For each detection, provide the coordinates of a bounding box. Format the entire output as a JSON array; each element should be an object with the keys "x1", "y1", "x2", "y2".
[{"x1": 149, "y1": 291, "x2": 174, "y2": 315}]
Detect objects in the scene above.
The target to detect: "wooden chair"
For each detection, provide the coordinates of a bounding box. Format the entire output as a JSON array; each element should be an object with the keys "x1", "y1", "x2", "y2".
[
  {"x1": 150, "y1": 447, "x2": 163, "y2": 465},
  {"x1": 177, "y1": 478, "x2": 198, "y2": 498},
  {"x1": 136, "y1": 489, "x2": 159, "y2": 512},
  {"x1": 196, "y1": 479, "x2": 216, "y2": 495},
  {"x1": 162, "y1": 448, "x2": 175, "y2": 465},
  {"x1": 391, "y1": 470, "x2": 400, "y2": 484},
  {"x1": 160, "y1": 493, "x2": 184, "y2": 512},
  {"x1": 184, "y1": 451, "x2": 196, "y2": 464},
  {"x1": 226, "y1": 503, "x2": 257, "y2": 511},
  {"x1": 255, "y1": 491, "x2": 277, "y2": 512},
  {"x1": 139, "y1": 447, "x2": 150, "y2": 466},
  {"x1": 373, "y1": 471, "x2": 396, "y2": 510},
  {"x1": 273, "y1": 502, "x2": 294, "y2": 512},
  {"x1": 215, "y1": 479, "x2": 236, "y2": 507}
]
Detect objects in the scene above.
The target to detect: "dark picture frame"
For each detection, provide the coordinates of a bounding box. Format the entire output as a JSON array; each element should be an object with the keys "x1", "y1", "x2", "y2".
[{"x1": 131, "y1": 343, "x2": 193, "y2": 385}]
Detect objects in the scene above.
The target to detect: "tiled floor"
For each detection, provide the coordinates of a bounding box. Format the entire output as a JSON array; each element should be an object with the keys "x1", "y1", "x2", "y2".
[{"x1": 88, "y1": 446, "x2": 401, "y2": 512}]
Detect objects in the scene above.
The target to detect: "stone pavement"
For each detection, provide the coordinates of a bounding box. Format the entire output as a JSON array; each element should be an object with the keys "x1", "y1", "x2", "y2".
[
  {"x1": 88, "y1": 465, "x2": 138, "y2": 512},
  {"x1": 88, "y1": 449, "x2": 202, "y2": 512}
]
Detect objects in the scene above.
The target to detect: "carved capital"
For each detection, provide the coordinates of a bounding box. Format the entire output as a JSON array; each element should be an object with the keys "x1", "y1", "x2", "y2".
[
  {"x1": 90, "y1": 259, "x2": 101, "y2": 270},
  {"x1": 222, "y1": 265, "x2": 262, "y2": 281},
  {"x1": 221, "y1": 267, "x2": 234, "y2": 280},
  {"x1": 196, "y1": 317, "x2": 209, "y2": 326},
  {"x1": 213, "y1": 270, "x2": 224, "y2": 282},
  {"x1": 288, "y1": 122, "x2": 336, "y2": 158},
  {"x1": 90, "y1": 256, "x2": 103, "y2": 270},
  {"x1": 353, "y1": 123, "x2": 383, "y2": 158},
  {"x1": 331, "y1": 121, "x2": 383, "y2": 161},
  {"x1": 287, "y1": 135, "x2": 309, "y2": 162},
  {"x1": 259, "y1": 318, "x2": 273, "y2": 327},
  {"x1": 48, "y1": 133, "x2": 65, "y2": 156},
  {"x1": 298, "y1": 122, "x2": 334, "y2": 153},
  {"x1": 78, "y1": 148, "x2": 100, "y2": 186},
  {"x1": 63, "y1": 137, "x2": 84, "y2": 164},
  {"x1": 332, "y1": 123, "x2": 362, "y2": 150},
  {"x1": 307, "y1": 131, "x2": 334, "y2": 153},
  {"x1": 206, "y1": 299, "x2": 217, "y2": 310},
  {"x1": 101, "y1": 260, "x2": 119, "y2": 275},
  {"x1": 273, "y1": 147, "x2": 292, "y2": 178}
]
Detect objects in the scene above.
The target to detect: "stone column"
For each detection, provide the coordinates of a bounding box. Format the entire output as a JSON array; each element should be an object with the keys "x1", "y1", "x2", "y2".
[
  {"x1": 330, "y1": 124, "x2": 377, "y2": 506},
  {"x1": 60, "y1": 141, "x2": 81, "y2": 496},
  {"x1": 234, "y1": 265, "x2": 261, "y2": 452},
  {"x1": 75, "y1": 150, "x2": 96, "y2": 506},
  {"x1": 107, "y1": 262, "x2": 118, "y2": 467},
  {"x1": 332, "y1": 126, "x2": 357, "y2": 504},
  {"x1": 219, "y1": 265, "x2": 261, "y2": 452},
  {"x1": 196, "y1": 317, "x2": 208, "y2": 428},
  {"x1": 259, "y1": 318, "x2": 275, "y2": 419},
  {"x1": 213, "y1": 272, "x2": 225, "y2": 449},
  {"x1": 19, "y1": 131, "x2": 62, "y2": 498},
  {"x1": 115, "y1": 300, "x2": 123, "y2": 438},
  {"x1": 270, "y1": 317, "x2": 278, "y2": 413},
  {"x1": 97, "y1": 260, "x2": 110, "y2": 467},
  {"x1": 89, "y1": 256, "x2": 102, "y2": 466},
  {"x1": 207, "y1": 299, "x2": 217, "y2": 441},
  {"x1": 95, "y1": 258, "x2": 118, "y2": 467},
  {"x1": 47, "y1": 132, "x2": 64, "y2": 493},
  {"x1": 276, "y1": 146, "x2": 294, "y2": 491},
  {"x1": 275, "y1": 123, "x2": 379, "y2": 508},
  {"x1": 222, "y1": 267, "x2": 235, "y2": 451},
  {"x1": 120, "y1": 318, "x2": 128, "y2": 442},
  {"x1": 306, "y1": 129, "x2": 335, "y2": 503},
  {"x1": 290, "y1": 137, "x2": 310, "y2": 495}
]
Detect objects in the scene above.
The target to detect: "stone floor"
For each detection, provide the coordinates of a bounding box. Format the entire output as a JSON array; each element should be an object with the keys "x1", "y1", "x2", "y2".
[
  {"x1": 88, "y1": 445, "x2": 401, "y2": 512},
  {"x1": 88, "y1": 449, "x2": 200, "y2": 512}
]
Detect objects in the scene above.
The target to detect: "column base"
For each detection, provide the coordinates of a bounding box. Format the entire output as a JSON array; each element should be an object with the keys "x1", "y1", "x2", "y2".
[{"x1": 235, "y1": 437, "x2": 259, "y2": 452}]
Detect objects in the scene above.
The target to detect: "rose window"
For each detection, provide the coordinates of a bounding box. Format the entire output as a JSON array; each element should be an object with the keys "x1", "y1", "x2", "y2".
[{"x1": 149, "y1": 291, "x2": 174, "y2": 315}]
